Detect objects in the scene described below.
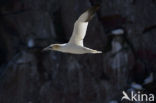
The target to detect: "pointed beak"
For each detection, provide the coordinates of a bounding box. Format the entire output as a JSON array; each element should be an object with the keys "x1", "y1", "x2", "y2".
[{"x1": 42, "y1": 46, "x2": 51, "y2": 51}]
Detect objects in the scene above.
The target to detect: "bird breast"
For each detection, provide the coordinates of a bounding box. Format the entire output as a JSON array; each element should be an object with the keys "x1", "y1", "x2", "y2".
[{"x1": 58, "y1": 44, "x2": 87, "y2": 54}]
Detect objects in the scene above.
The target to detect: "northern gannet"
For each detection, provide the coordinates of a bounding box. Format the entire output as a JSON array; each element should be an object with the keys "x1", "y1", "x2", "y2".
[{"x1": 43, "y1": 5, "x2": 102, "y2": 54}]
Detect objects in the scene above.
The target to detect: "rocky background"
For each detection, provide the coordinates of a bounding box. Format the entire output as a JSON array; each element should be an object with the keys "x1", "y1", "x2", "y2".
[{"x1": 0, "y1": 0, "x2": 156, "y2": 103}]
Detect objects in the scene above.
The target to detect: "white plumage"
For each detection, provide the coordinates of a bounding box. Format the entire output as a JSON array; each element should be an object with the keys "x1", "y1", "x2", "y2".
[{"x1": 43, "y1": 5, "x2": 102, "y2": 54}]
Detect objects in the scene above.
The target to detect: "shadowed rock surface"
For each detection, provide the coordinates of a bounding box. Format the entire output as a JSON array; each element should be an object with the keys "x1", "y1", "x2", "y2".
[{"x1": 0, "y1": 0, "x2": 156, "y2": 103}]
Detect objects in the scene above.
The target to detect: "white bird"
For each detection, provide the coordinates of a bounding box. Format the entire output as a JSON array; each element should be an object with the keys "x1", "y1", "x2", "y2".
[
  {"x1": 111, "y1": 28, "x2": 124, "y2": 35},
  {"x1": 144, "y1": 73, "x2": 153, "y2": 84},
  {"x1": 131, "y1": 82, "x2": 143, "y2": 90},
  {"x1": 43, "y1": 5, "x2": 102, "y2": 54}
]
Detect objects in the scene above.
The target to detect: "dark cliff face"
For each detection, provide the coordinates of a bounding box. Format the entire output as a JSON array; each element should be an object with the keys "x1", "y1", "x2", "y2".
[{"x1": 0, "y1": 0, "x2": 155, "y2": 103}]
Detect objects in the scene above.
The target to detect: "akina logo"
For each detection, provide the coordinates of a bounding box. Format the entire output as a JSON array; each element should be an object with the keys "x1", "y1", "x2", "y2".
[{"x1": 121, "y1": 91, "x2": 155, "y2": 102}]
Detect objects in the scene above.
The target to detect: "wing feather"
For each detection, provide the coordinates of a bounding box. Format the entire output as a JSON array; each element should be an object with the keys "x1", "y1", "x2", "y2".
[{"x1": 68, "y1": 5, "x2": 99, "y2": 46}]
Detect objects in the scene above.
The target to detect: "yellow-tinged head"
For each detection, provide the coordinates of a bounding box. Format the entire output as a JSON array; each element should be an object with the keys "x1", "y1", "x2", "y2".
[{"x1": 43, "y1": 44, "x2": 63, "y2": 51}]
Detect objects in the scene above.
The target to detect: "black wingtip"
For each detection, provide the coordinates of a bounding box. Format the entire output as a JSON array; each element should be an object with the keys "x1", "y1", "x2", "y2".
[
  {"x1": 93, "y1": 4, "x2": 100, "y2": 10},
  {"x1": 85, "y1": 4, "x2": 100, "y2": 22},
  {"x1": 89, "y1": 4, "x2": 100, "y2": 13}
]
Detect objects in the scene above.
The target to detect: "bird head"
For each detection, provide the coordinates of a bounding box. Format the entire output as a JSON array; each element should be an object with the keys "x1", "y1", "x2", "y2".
[{"x1": 43, "y1": 44, "x2": 62, "y2": 51}]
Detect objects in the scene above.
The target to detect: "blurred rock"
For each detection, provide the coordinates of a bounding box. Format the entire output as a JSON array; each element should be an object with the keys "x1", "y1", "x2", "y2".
[
  {"x1": 144, "y1": 73, "x2": 154, "y2": 85},
  {"x1": 0, "y1": 0, "x2": 156, "y2": 103},
  {"x1": 131, "y1": 82, "x2": 143, "y2": 90}
]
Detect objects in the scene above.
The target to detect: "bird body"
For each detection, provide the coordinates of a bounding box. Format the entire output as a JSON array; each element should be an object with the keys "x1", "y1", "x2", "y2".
[
  {"x1": 43, "y1": 5, "x2": 102, "y2": 54},
  {"x1": 45, "y1": 43, "x2": 101, "y2": 54}
]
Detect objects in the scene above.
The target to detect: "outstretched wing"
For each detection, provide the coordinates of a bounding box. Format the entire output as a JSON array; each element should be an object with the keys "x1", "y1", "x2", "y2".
[{"x1": 68, "y1": 5, "x2": 100, "y2": 46}]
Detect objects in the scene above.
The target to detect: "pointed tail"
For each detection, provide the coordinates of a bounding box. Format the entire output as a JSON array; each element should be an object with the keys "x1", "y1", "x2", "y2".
[{"x1": 91, "y1": 50, "x2": 102, "y2": 54}]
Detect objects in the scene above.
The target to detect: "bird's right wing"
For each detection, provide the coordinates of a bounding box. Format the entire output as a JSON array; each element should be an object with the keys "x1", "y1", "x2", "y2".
[{"x1": 68, "y1": 5, "x2": 99, "y2": 46}]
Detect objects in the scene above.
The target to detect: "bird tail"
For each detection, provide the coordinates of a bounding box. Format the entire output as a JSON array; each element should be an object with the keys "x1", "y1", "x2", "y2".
[{"x1": 90, "y1": 50, "x2": 102, "y2": 54}]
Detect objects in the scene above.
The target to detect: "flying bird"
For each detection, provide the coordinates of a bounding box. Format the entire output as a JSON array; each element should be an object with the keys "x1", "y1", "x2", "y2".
[{"x1": 43, "y1": 5, "x2": 102, "y2": 54}]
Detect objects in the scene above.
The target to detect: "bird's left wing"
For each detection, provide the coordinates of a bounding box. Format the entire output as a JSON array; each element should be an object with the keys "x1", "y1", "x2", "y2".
[{"x1": 68, "y1": 5, "x2": 99, "y2": 46}]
